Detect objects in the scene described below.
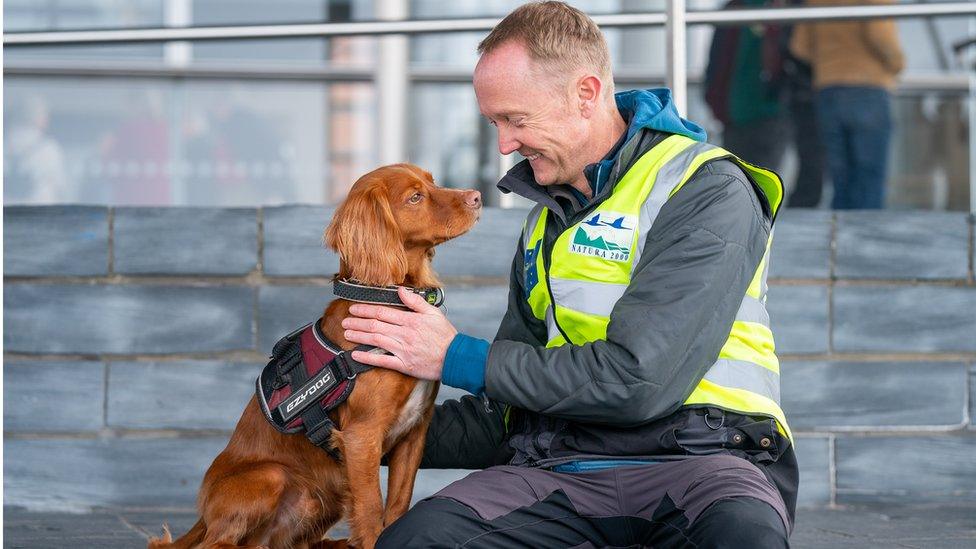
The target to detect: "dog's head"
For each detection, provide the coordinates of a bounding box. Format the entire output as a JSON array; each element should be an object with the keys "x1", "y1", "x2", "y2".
[{"x1": 325, "y1": 163, "x2": 481, "y2": 286}]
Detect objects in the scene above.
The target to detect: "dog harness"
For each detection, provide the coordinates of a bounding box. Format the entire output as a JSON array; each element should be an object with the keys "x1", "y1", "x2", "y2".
[
  {"x1": 256, "y1": 280, "x2": 445, "y2": 458},
  {"x1": 256, "y1": 319, "x2": 373, "y2": 458}
]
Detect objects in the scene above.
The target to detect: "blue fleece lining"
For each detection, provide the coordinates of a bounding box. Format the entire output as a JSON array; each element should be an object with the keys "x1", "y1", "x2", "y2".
[
  {"x1": 441, "y1": 333, "x2": 489, "y2": 395},
  {"x1": 550, "y1": 459, "x2": 662, "y2": 473}
]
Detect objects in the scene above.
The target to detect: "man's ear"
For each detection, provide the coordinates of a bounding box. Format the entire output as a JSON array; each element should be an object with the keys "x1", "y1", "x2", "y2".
[
  {"x1": 324, "y1": 184, "x2": 408, "y2": 285},
  {"x1": 577, "y1": 75, "x2": 603, "y2": 117}
]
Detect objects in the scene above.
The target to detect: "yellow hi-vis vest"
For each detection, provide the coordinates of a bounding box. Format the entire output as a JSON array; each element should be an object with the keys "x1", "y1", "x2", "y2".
[{"x1": 521, "y1": 134, "x2": 792, "y2": 441}]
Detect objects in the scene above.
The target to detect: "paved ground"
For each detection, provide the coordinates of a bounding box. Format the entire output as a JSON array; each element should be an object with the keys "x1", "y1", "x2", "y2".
[{"x1": 4, "y1": 503, "x2": 975, "y2": 548}]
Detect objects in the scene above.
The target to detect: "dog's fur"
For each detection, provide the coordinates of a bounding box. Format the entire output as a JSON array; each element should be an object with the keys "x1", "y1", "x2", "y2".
[{"x1": 148, "y1": 164, "x2": 481, "y2": 549}]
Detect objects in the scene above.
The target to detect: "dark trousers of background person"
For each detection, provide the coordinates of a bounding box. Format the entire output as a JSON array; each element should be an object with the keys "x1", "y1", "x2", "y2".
[
  {"x1": 721, "y1": 115, "x2": 791, "y2": 173},
  {"x1": 816, "y1": 86, "x2": 893, "y2": 209},
  {"x1": 785, "y1": 83, "x2": 826, "y2": 208}
]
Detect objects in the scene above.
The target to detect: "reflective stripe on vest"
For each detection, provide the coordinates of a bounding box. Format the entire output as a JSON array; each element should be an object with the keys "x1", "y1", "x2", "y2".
[{"x1": 520, "y1": 134, "x2": 792, "y2": 441}]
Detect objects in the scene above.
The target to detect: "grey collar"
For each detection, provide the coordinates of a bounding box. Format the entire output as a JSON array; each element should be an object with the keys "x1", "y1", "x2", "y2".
[{"x1": 332, "y1": 278, "x2": 445, "y2": 308}]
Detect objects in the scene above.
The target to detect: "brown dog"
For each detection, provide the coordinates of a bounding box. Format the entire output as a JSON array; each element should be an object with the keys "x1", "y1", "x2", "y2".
[{"x1": 149, "y1": 164, "x2": 481, "y2": 549}]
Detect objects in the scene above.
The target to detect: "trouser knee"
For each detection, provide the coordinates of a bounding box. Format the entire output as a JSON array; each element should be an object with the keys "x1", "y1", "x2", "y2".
[
  {"x1": 688, "y1": 496, "x2": 789, "y2": 549},
  {"x1": 376, "y1": 497, "x2": 480, "y2": 549}
]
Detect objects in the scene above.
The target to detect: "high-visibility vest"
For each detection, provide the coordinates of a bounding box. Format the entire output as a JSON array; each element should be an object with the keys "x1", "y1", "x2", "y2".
[{"x1": 521, "y1": 134, "x2": 792, "y2": 440}]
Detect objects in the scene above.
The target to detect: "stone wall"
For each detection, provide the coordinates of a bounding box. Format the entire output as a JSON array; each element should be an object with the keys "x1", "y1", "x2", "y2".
[{"x1": 4, "y1": 206, "x2": 975, "y2": 511}]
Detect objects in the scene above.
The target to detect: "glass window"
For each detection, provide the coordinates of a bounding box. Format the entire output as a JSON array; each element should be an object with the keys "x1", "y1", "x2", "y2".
[
  {"x1": 3, "y1": 1, "x2": 973, "y2": 210},
  {"x1": 3, "y1": 77, "x2": 381, "y2": 206}
]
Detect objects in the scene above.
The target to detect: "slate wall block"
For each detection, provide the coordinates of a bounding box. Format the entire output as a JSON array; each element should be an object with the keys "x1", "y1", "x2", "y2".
[
  {"x1": 107, "y1": 361, "x2": 260, "y2": 430},
  {"x1": 4, "y1": 437, "x2": 228, "y2": 510},
  {"x1": 258, "y1": 285, "x2": 335, "y2": 354},
  {"x1": 114, "y1": 207, "x2": 257, "y2": 275},
  {"x1": 432, "y1": 208, "x2": 528, "y2": 278},
  {"x1": 3, "y1": 206, "x2": 108, "y2": 276},
  {"x1": 4, "y1": 284, "x2": 254, "y2": 354},
  {"x1": 4, "y1": 361, "x2": 105, "y2": 432},
  {"x1": 766, "y1": 285, "x2": 830, "y2": 354},
  {"x1": 833, "y1": 286, "x2": 976, "y2": 353},
  {"x1": 443, "y1": 285, "x2": 510, "y2": 341},
  {"x1": 769, "y1": 209, "x2": 832, "y2": 279},
  {"x1": 836, "y1": 436, "x2": 976, "y2": 503},
  {"x1": 262, "y1": 206, "x2": 338, "y2": 277},
  {"x1": 782, "y1": 361, "x2": 968, "y2": 429},
  {"x1": 835, "y1": 211, "x2": 969, "y2": 280},
  {"x1": 794, "y1": 435, "x2": 831, "y2": 507}
]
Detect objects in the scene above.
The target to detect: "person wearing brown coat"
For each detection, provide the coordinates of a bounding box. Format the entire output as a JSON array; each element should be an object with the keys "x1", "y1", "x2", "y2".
[{"x1": 790, "y1": 0, "x2": 905, "y2": 209}]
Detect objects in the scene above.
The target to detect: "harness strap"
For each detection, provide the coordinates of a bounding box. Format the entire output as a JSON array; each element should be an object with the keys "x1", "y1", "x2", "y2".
[
  {"x1": 333, "y1": 278, "x2": 445, "y2": 308},
  {"x1": 286, "y1": 353, "x2": 343, "y2": 459}
]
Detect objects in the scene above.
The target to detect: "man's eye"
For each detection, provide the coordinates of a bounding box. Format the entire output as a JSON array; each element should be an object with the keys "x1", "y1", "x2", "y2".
[
  {"x1": 510, "y1": 118, "x2": 524, "y2": 127},
  {"x1": 408, "y1": 192, "x2": 423, "y2": 204}
]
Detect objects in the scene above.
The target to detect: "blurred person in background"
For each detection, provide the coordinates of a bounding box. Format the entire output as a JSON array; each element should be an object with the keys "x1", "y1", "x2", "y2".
[
  {"x1": 705, "y1": 0, "x2": 790, "y2": 172},
  {"x1": 98, "y1": 90, "x2": 170, "y2": 205},
  {"x1": 782, "y1": 0, "x2": 826, "y2": 208},
  {"x1": 790, "y1": 0, "x2": 904, "y2": 209},
  {"x1": 4, "y1": 96, "x2": 69, "y2": 203}
]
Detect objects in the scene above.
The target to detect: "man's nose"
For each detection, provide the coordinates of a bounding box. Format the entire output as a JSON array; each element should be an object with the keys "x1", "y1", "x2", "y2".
[{"x1": 497, "y1": 127, "x2": 520, "y2": 155}]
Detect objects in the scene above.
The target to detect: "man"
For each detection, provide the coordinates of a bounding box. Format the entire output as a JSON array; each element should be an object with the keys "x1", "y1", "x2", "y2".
[
  {"x1": 343, "y1": 2, "x2": 797, "y2": 547},
  {"x1": 790, "y1": 0, "x2": 904, "y2": 209},
  {"x1": 704, "y1": 0, "x2": 790, "y2": 173}
]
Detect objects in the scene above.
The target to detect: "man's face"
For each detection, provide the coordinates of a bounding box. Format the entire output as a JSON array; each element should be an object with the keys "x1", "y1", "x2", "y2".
[{"x1": 473, "y1": 41, "x2": 589, "y2": 188}]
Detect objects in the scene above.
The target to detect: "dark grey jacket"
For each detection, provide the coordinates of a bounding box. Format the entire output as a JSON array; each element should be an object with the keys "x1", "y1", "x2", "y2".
[{"x1": 421, "y1": 128, "x2": 798, "y2": 521}]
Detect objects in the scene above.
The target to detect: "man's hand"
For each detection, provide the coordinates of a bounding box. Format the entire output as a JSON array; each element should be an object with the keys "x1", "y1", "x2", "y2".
[{"x1": 341, "y1": 286, "x2": 456, "y2": 380}]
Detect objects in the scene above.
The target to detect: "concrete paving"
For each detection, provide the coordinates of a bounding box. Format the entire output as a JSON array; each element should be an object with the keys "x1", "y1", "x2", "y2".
[{"x1": 5, "y1": 503, "x2": 975, "y2": 548}]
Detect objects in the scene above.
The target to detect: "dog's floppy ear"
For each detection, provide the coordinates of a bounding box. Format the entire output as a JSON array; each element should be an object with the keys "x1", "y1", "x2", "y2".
[{"x1": 325, "y1": 183, "x2": 408, "y2": 285}]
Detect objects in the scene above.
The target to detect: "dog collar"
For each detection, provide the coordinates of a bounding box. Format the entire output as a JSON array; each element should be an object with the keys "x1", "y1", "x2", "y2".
[{"x1": 332, "y1": 278, "x2": 445, "y2": 308}]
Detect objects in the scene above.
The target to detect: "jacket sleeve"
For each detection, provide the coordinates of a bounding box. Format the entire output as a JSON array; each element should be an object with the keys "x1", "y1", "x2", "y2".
[
  {"x1": 483, "y1": 159, "x2": 771, "y2": 427},
  {"x1": 862, "y1": 4, "x2": 905, "y2": 75},
  {"x1": 419, "y1": 394, "x2": 514, "y2": 469}
]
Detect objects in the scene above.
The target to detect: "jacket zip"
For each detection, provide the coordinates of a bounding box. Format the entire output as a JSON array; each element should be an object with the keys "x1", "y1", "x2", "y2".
[
  {"x1": 538, "y1": 133, "x2": 654, "y2": 346},
  {"x1": 541, "y1": 212, "x2": 573, "y2": 345}
]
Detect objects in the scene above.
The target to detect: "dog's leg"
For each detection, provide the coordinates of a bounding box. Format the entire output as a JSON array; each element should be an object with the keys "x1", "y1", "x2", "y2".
[
  {"x1": 336, "y1": 427, "x2": 386, "y2": 549},
  {"x1": 382, "y1": 417, "x2": 429, "y2": 527},
  {"x1": 198, "y1": 462, "x2": 301, "y2": 549}
]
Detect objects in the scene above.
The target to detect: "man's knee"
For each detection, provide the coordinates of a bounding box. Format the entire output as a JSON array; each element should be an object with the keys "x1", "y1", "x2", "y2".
[
  {"x1": 377, "y1": 497, "x2": 482, "y2": 548},
  {"x1": 688, "y1": 496, "x2": 789, "y2": 549}
]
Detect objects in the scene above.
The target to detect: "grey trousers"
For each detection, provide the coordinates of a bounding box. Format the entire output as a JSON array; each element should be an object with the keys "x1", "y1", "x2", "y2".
[{"x1": 378, "y1": 454, "x2": 790, "y2": 548}]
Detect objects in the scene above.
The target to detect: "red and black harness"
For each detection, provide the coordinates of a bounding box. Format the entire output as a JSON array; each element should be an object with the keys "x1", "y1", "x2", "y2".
[{"x1": 256, "y1": 279, "x2": 445, "y2": 458}]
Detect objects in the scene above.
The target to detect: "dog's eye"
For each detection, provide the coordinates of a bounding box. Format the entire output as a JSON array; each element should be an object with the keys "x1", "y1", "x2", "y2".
[{"x1": 408, "y1": 192, "x2": 423, "y2": 204}]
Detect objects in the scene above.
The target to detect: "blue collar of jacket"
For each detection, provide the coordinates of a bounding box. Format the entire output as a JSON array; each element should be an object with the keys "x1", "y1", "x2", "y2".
[{"x1": 582, "y1": 88, "x2": 708, "y2": 201}]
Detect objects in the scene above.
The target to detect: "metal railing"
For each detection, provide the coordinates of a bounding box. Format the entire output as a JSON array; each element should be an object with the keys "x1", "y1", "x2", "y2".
[
  {"x1": 5, "y1": 2, "x2": 976, "y2": 209},
  {"x1": 5, "y1": 2, "x2": 974, "y2": 45}
]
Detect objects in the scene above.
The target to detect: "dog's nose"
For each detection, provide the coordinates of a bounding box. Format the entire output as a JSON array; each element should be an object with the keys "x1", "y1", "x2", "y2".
[{"x1": 464, "y1": 190, "x2": 482, "y2": 209}]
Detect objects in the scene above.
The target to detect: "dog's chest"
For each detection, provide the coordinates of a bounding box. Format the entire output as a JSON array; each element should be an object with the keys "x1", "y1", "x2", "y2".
[{"x1": 386, "y1": 380, "x2": 435, "y2": 444}]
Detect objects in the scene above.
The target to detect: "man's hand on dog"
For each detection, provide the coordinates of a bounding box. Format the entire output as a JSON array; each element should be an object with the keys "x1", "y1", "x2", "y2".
[{"x1": 342, "y1": 286, "x2": 455, "y2": 380}]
